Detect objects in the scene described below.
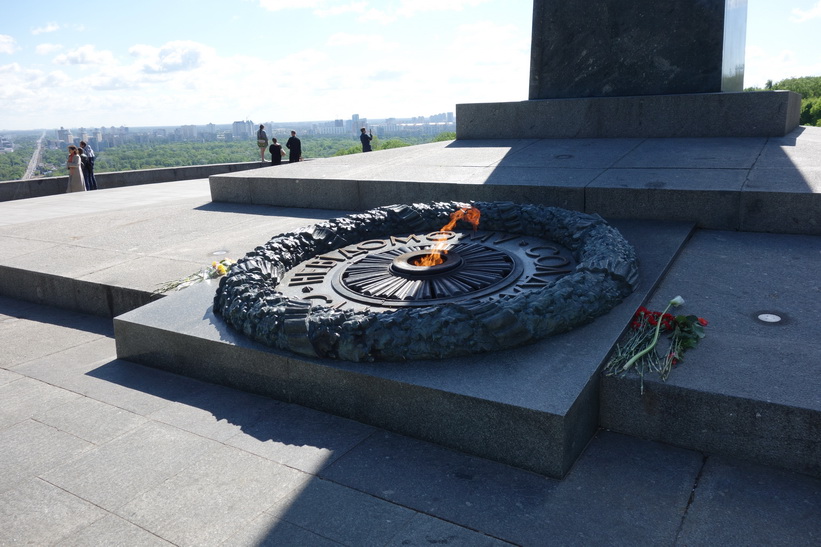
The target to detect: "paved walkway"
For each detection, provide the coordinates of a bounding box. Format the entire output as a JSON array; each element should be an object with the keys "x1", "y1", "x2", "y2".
[
  {"x1": 2, "y1": 293, "x2": 820, "y2": 546},
  {"x1": 0, "y1": 160, "x2": 819, "y2": 544}
]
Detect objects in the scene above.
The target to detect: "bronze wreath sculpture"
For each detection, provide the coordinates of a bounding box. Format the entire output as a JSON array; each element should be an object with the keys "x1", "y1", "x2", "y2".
[{"x1": 214, "y1": 201, "x2": 639, "y2": 362}]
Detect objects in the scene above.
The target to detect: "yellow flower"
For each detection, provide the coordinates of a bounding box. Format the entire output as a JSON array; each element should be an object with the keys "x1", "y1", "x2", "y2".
[{"x1": 217, "y1": 264, "x2": 227, "y2": 275}]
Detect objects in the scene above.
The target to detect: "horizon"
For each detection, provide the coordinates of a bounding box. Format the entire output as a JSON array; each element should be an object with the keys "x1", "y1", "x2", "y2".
[
  {"x1": 2, "y1": 1, "x2": 821, "y2": 132},
  {"x1": 1, "y1": 115, "x2": 457, "y2": 135}
]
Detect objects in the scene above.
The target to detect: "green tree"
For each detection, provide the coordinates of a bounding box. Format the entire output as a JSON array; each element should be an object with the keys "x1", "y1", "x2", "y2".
[
  {"x1": 773, "y1": 76, "x2": 821, "y2": 126},
  {"x1": 801, "y1": 97, "x2": 821, "y2": 127},
  {"x1": 5, "y1": 131, "x2": 461, "y2": 181},
  {"x1": 771, "y1": 76, "x2": 821, "y2": 98},
  {"x1": 431, "y1": 131, "x2": 456, "y2": 142},
  {"x1": 378, "y1": 138, "x2": 411, "y2": 150},
  {"x1": 0, "y1": 136, "x2": 36, "y2": 181}
]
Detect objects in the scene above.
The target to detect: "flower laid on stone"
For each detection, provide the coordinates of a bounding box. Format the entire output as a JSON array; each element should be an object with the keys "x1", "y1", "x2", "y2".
[
  {"x1": 604, "y1": 296, "x2": 707, "y2": 393},
  {"x1": 154, "y1": 258, "x2": 235, "y2": 294}
]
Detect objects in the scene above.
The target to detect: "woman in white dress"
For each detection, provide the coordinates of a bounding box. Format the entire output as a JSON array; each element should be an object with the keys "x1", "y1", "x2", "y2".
[{"x1": 66, "y1": 145, "x2": 85, "y2": 193}]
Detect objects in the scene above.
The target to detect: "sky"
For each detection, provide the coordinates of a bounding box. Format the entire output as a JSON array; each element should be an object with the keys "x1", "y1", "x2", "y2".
[{"x1": 1, "y1": 0, "x2": 820, "y2": 131}]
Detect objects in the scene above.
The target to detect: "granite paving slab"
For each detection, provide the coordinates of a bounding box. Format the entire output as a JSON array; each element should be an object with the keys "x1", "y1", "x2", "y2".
[
  {"x1": 56, "y1": 514, "x2": 174, "y2": 547},
  {"x1": 611, "y1": 137, "x2": 766, "y2": 169},
  {"x1": 222, "y1": 514, "x2": 344, "y2": 547},
  {"x1": 0, "y1": 311, "x2": 106, "y2": 369},
  {"x1": 677, "y1": 456, "x2": 821, "y2": 545},
  {"x1": 754, "y1": 125, "x2": 821, "y2": 167},
  {"x1": 0, "y1": 419, "x2": 92, "y2": 495},
  {"x1": 319, "y1": 430, "x2": 703, "y2": 546},
  {"x1": 0, "y1": 477, "x2": 105, "y2": 546},
  {"x1": 383, "y1": 513, "x2": 516, "y2": 546},
  {"x1": 264, "y1": 478, "x2": 418, "y2": 546},
  {"x1": 115, "y1": 443, "x2": 307, "y2": 546},
  {"x1": 41, "y1": 421, "x2": 219, "y2": 511},
  {"x1": 222, "y1": 401, "x2": 377, "y2": 474},
  {"x1": 34, "y1": 396, "x2": 148, "y2": 446},
  {"x1": 146, "y1": 384, "x2": 286, "y2": 443},
  {"x1": 0, "y1": 377, "x2": 81, "y2": 429}
]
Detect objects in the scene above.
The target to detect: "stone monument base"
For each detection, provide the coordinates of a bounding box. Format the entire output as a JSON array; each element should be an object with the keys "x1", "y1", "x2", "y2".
[
  {"x1": 114, "y1": 219, "x2": 693, "y2": 479},
  {"x1": 456, "y1": 91, "x2": 801, "y2": 139}
]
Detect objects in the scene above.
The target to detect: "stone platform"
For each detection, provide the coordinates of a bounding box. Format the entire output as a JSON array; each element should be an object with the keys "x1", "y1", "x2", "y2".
[
  {"x1": 1, "y1": 130, "x2": 819, "y2": 483},
  {"x1": 114, "y1": 219, "x2": 692, "y2": 479},
  {"x1": 209, "y1": 127, "x2": 820, "y2": 235}
]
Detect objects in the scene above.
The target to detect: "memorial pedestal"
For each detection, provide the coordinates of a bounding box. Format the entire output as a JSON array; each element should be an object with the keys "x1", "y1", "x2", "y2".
[{"x1": 456, "y1": 91, "x2": 801, "y2": 139}]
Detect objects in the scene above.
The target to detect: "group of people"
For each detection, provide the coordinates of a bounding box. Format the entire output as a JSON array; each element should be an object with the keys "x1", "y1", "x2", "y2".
[
  {"x1": 66, "y1": 141, "x2": 97, "y2": 193},
  {"x1": 65, "y1": 124, "x2": 371, "y2": 194},
  {"x1": 255, "y1": 124, "x2": 375, "y2": 166},
  {"x1": 256, "y1": 125, "x2": 302, "y2": 165}
]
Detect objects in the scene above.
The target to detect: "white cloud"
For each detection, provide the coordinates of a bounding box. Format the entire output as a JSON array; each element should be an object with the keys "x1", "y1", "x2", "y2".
[
  {"x1": 258, "y1": 0, "x2": 323, "y2": 11},
  {"x1": 36, "y1": 43, "x2": 63, "y2": 55},
  {"x1": 327, "y1": 32, "x2": 395, "y2": 48},
  {"x1": 744, "y1": 44, "x2": 821, "y2": 87},
  {"x1": 0, "y1": 2, "x2": 531, "y2": 129},
  {"x1": 53, "y1": 45, "x2": 116, "y2": 66},
  {"x1": 32, "y1": 23, "x2": 60, "y2": 35},
  {"x1": 397, "y1": 0, "x2": 490, "y2": 17},
  {"x1": 358, "y1": 8, "x2": 398, "y2": 24},
  {"x1": 0, "y1": 35, "x2": 18, "y2": 55},
  {"x1": 0, "y1": 63, "x2": 73, "y2": 123},
  {"x1": 315, "y1": 2, "x2": 368, "y2": 17},
  {"x1": 258, "y1": 0, "x2": 489, "y2": 20},
  {"x1": 433, "y1": 20, "x2": 530, "y2": 105},
  {"x1": 790, "y1": 1, "x2": 821, "y2": 22},
  {"x1": 357, "y1": 0, "x2": 491, "y2": 23},
  {"x1": 129, "y1": 41, "x2": 215, "y2": 73}
]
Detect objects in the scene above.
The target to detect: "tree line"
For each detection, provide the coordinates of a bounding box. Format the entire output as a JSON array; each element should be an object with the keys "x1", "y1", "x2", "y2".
[
  {"x1": 0, "y1": 133, "x2": 456, "y2": 182},
  {"x1": 746, "y1": 75, "x2": 821, "y2": 127},
  {"x1": 0, "y1": 136, "x2": 37, "y2": 182}
]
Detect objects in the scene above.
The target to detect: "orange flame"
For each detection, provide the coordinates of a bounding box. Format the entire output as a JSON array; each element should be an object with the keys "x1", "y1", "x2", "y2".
[{"x1": 415, "y1": 206, "x2": 481, "y2": 267}]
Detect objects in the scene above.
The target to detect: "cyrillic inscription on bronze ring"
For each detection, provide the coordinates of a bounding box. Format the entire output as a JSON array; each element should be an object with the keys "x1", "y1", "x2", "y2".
[{"x1": 277, "y1": 230, "x2": 576, "y2": 309}]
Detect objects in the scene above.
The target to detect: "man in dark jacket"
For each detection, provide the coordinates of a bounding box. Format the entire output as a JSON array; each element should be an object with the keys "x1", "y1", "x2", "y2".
[
  {"x1": 360, "y1": 127, "x2": 373, "y2": 152},
  {"x1": 286, "y1": 131, "x2": 301, "y2": 163},
  {"x1": 79, "y1": 141, "x2": 97, "y2": 190}
]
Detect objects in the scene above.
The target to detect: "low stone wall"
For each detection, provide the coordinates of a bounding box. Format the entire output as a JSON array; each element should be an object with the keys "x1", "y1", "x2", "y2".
[{"x1": 0, "y1": 161, "x2": 263, "y2": 202}]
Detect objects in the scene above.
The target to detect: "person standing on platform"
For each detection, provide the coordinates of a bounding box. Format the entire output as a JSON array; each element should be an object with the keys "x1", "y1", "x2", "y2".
[
  {"x1": 66, "y1": 145, "x2": 85, "y2": 193},
  {"x1": 286, "y1": 130, "x2": 301, "y2": 163},
  {"x1": 360, "y1": 127, "x2": 373, "y2": 152},
  {"x1": 79, "y1": 141, "x2": 97, "y2": 190},
  {"x1": 269, "y1": 137, "x2": 283, "y2": 166},
  {"x1": 256, "y1": 125, "x2": 268, "y2": 162}
]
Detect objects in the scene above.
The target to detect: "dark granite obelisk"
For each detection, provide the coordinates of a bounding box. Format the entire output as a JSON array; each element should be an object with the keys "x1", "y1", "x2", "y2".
[
  {"x1": 457, "y1": 0, "x2": 800, "y2": 139},
  {"x1": 529, "y1": 0, "x2": 747, "y2": 99}
]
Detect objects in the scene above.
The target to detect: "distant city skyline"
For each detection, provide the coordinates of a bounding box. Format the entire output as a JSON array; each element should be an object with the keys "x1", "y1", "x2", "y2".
[
  {"x1": 19, "y1": 110, "x2": 457, "y2": 139},
  {"x1": 8, "y1": 111, "x2": 455, "y2": 150},
  {"x1": 2, "y1": 1, "x2": 820, "y2": 131}
]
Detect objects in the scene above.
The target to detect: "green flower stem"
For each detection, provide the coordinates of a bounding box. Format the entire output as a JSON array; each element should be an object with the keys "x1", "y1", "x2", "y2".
[{"x1": 620, "y1": 297, "x2": 681, "y2": 372}]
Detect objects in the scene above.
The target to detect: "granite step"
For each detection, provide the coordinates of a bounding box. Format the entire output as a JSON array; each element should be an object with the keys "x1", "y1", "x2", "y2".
[{"x1": 209, "y1": 129, "x2": 821, "y2": 236}]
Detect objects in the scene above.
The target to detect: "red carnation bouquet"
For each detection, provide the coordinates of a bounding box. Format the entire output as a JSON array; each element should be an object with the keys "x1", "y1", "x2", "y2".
[{"x1": 605, "y1": 296, "x2": 708, "y2": 393}]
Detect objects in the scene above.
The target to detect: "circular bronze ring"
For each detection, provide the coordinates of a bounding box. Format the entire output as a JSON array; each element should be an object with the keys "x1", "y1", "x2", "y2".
[{"x1": 214, "y1": 201, "x2": 639, "y2": 362}]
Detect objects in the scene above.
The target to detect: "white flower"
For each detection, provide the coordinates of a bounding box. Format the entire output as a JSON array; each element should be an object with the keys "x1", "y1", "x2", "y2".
[{"x1": 670, "y1": 296, "x2": 685, "y2": 307}]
